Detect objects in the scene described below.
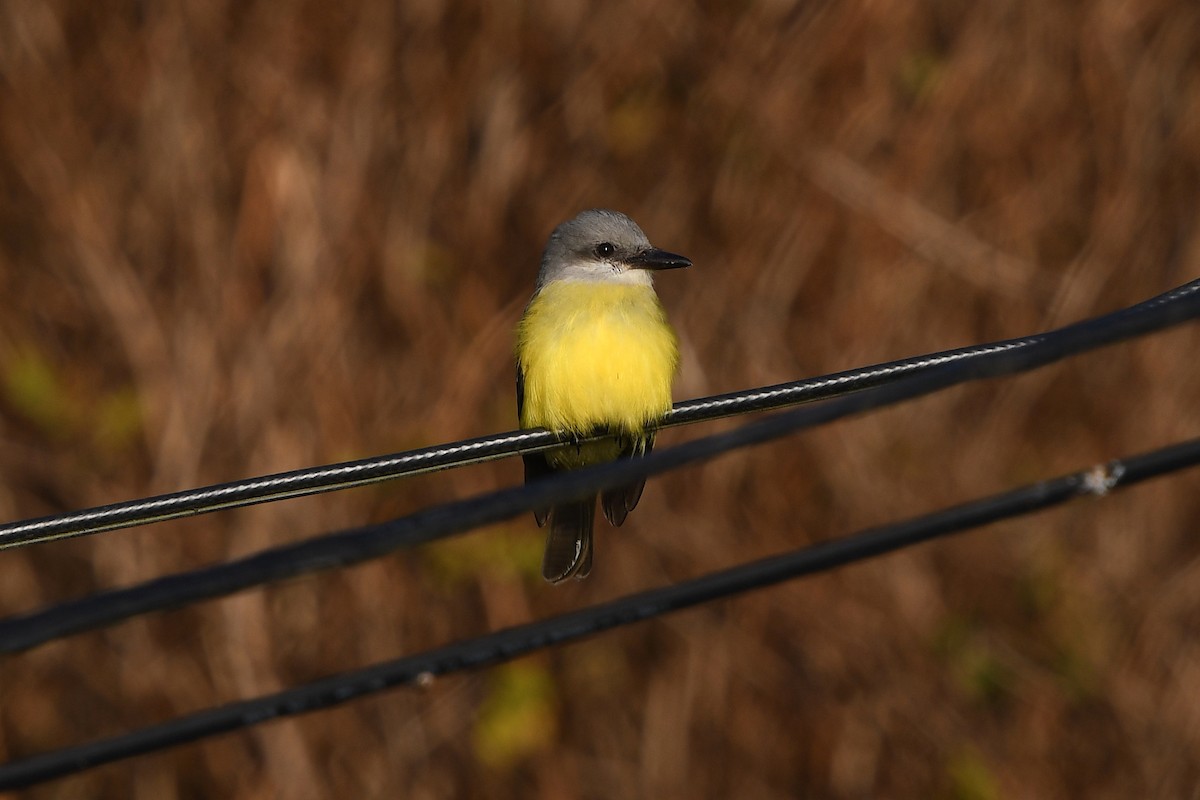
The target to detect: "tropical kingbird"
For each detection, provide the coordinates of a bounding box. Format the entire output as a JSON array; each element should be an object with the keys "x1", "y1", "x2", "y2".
[{"x1": 516, "y1": 209, "x2": 690, "y2": 583}]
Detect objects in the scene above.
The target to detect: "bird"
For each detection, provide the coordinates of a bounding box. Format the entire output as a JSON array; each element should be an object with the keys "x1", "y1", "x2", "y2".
[{"x1": 516, "y1": 209, "x2": 690, "y2": 583}]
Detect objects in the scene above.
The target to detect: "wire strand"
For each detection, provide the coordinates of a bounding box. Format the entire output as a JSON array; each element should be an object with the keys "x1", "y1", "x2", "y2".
[
  {"x1": 2, "y1": 276, "x2": 1195, "y2": 550},
  {"x1": 2, "y1": 436, "x2": 1196, "y2": 790},
  {"x1": 1, "y1": 276, "x2": 1197, "y2": 655}
]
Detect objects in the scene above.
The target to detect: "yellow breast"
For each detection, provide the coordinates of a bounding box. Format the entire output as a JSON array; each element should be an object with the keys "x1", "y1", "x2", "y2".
[{"x1": 517, "y1": 280, "x2": 680, "y2": 438}]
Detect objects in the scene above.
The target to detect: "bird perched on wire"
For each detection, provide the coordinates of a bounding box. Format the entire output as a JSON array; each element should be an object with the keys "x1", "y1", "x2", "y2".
[{"x1": 516, "y1": 209, "x2": 690, "y2": 583}]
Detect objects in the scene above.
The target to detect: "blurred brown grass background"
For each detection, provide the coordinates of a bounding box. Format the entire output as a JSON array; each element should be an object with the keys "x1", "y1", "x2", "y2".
[{"x1": 2, "y1": 0, "x2": 1200, "y2": 797}]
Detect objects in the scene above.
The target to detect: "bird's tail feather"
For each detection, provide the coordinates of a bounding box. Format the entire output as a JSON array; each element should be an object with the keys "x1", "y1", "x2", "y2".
[{"x1": 542, "y1": 497, "x2": 595, "y2": 583}]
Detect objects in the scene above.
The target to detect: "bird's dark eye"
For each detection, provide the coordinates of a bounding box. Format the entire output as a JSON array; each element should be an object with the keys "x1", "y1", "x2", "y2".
[{"x1": 595, "y1": 242, "x2": 615, "y2": 258}]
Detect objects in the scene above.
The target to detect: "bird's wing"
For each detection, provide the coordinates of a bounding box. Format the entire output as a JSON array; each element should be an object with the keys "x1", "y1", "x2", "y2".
[
  {"x1": 600, "y1": 433, "x2": 653, "y2": 527},
  {"x1": 517, "y1": 365, "x2": 551, "y2": 527}
]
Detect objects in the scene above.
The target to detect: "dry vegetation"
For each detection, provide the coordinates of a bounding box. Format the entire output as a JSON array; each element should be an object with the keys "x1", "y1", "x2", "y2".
[{"x1": 1, "y1": 0, "x2": 1200, "y2": 797}]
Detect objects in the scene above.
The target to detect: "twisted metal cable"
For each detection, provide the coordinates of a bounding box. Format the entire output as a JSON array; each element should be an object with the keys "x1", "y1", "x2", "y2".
[{"x1": 2, "y1": 276, "x2": 1196, "y2": 550}]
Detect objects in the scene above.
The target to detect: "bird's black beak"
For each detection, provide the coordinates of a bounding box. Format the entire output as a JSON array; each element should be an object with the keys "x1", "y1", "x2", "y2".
[{"x1": 626, "y1": 248, "x2": 692, "y2": 271}]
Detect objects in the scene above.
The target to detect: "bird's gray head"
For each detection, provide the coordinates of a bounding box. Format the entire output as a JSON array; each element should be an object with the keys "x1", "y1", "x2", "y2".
[{"x1": 537, "y1": 209, "x2": 691, "y2": 288}]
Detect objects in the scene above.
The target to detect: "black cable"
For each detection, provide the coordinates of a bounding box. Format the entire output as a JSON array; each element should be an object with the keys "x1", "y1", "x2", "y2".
[
  {"x1": 1, "y1": 436, "x2": 1196, "y2": 790},
  {"x1": 2, "y1": 276, "x2": 1193, "y2": 550},
  {"x1": 0, "y1": 277, "x2": 1197, "y2": 655},
  {"x1": 0, "y1": 428, "x2": 556, "y2": 549}
]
